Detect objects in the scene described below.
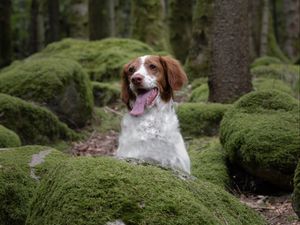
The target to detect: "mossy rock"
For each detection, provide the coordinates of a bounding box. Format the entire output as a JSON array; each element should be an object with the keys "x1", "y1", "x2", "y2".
[
  {"x1": 177, "y1": 103, "x2": 232, "y2": 137},
  {"x1": 0, "y1": 58, "x2": 93, "y2": 128},
  {"x1": 92, "y1": 82, "x2": 120, "y2": 107},
  {"x1": 250, "y1": 64, "x2": 300, "y2": 95},
  {"x1": 26, "y1": 157, "x2": 265, "y2": 225},
  {"x1": 188, "y1": 137, "x2": 230, "y2": 189},
  {"x1": 190, "y1": 77, "x2": 208, "y2": 90},
  {"x1": 293, "y1": 161, "x2": 300, "y2": 218},
  {"x1": 0, "y1": 125, "x2": 21, "y2": 148},
  {"x1": 92, "y1": 107, "x2": 122, "y2": 133},
  {"x1": 253, "y1": 78, "x2": 294, "y2": 96},
  {"x1": 220, "y1": 90, "x2": 300, "y2": 190},
  {"x1": 250, "y1": 56, "x2": 282, "y2": 68},
  {"x1": 29, "y1": 38, "x2": 155, "y2": 82},
  {"x1": 0, "y1": 145, "x2": 67, "y2": 225},
  {"x1": 0, "y1": 94, "x2": 76, "y2": 145},
  {"x1": 189, "y1": 84, "x2": 208, "y2": 102}
]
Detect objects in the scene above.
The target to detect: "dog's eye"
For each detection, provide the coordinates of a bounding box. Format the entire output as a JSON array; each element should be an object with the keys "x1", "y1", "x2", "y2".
[
  {"x1": 149, "y1": 64, "x2": 156, "y2": 70},
  {"x1": 128, "y1": 67, "x2": 135, "y2": 73}
]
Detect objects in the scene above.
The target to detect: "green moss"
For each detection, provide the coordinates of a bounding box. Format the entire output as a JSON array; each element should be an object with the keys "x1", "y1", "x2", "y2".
[
  {"x1": 220, "y1": 90, "x2": 300, "y2": 190},
  {"x1": 250, "y1": 56, "x2": 283, "y2": 68},
  {"x1": 190, "y1": 77, "x2": 208, "y2": 90},
  {"x1": 27, "y1": 157, "x2": 265, "y2": 225},
  {"x1": 188, "y1": 137, "x2": 230, "y2": 189},
  {"x1": 28, "y1": 38, "x2": 155, "y2": 82},
  {"x1": 177, "y1": 103, "x2": 232, "y2": 137},
  {"x1": 0, "y1": 146, "x2": 67, "y2": 225},
  {"x1": 293, "y1": 162, "x2": 300, "y2": 218},
  {"x1": 189, "y1": 84, "x2": 208, "y2": 102},
  {"x1": 0, "y1": 58, "x2": 93, "y2": 128},
  {"x1": 253, "y1": 78, "x2": 294, "y2": 96},
  {"x1": 92, "y1": 107, "x2": 121, "y2": 133},
  {"x1": 0, "y1": 125, "x2": 21, "y2": 148},
  {"x1": 0, "y1": 93, "x2": 77, "y2": 145},
  {"x1": 251, "y1": 64, "x2": 300, "y2": 95},
  {"x1": 92, "y1": 82, "x2": 120, "y2": 107}
]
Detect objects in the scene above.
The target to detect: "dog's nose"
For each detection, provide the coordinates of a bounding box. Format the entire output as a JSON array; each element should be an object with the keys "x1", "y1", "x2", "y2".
[{"x1": 131, "y1": 74, "x2": 143, "y2": 85}]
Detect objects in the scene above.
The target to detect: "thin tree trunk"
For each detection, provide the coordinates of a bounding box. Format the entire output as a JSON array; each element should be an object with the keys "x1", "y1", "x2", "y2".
[
  {"x1": 208, "y1": 0, "x2": 252, "y2": 103},
  {"x1": 46, "y1": 0, "x2": 60, "y2": 43},
  {"x1": 28, "y1": 0, "x2": 39, "y2": 54},
  {"x1": 260, "y1": 0, "x2": 269, "y2": 56},
  {"x1": 109, "y1": 0, "x2": 116, "y2": 36},
  {"x1": 0, "y1": 0, "x2": 12, "y2": 68}
]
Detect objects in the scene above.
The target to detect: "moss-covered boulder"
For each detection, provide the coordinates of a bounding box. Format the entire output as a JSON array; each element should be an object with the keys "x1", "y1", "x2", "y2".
[
  {"x1": 0, "y1": 94, "x2": 76, "y2": 144},
  {"x1": 26, "y1": 157, "x2": 265, "y2": 225},
  {"x1": 293, "y1": 162, "x2": 300, "y2": 218},
  {"x1": 92, "y1": 82, "x2": 120, "y2": 107},
  {"x1": 253, "y1": 78, "x2": 294, "y2": 96},
  {"x1": 220, "y1": 90, "x2": 300, "y2": 190},
  {"x1": 0, "y1": 146, "x2": 67, "y2": 225},
  {"x1": 29, "y1": 38, "x2": 155, "y2": 81},
  {"x1": 177, "y1": 103, "x2": 232, "y2": 137},
  {"x1": 0, "y1": 58, "x2": 93, "y2": 128},
  {"x1": 0, "y1": 125, "x2": 21, "y2": 148},
  {"x1": 189, "y1": 84, "x2": 208, "y2": 102},
  {"x1": 189, "y1": 138, "x2": 230, "y2": 189},
  {"x1": 250, "y1": 56, "x2": 282, "y2": 68},
  {"x1": 251, "y1": 64, "x2": 300, "y2": 95}
]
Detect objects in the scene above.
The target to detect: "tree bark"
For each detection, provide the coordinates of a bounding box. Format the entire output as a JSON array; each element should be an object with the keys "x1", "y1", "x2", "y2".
[
  {"x1": 208, "y1": 0, "x2": 252, "y2": 103},
  {"x1": 168, "y1": 0, "x2": 192, "y2": 63},
  {"x1": 88, "y1": 0, "x2": 110, "y2": 40},
  {"x1": 0, "y1": 0, "x2": 12, "y2": 68},
  {"x1": 260, "y1": 0, "x2": 269, "y2": 56},
  {"x1": 185, "y1": 0, "x2": 214, "y2": 80},
  {"x1": 46, "y1": 0, "x2": 60, "y2": 43},
  {"x1": 28, "y1": 0, "x2": 39, "y2": 54}
]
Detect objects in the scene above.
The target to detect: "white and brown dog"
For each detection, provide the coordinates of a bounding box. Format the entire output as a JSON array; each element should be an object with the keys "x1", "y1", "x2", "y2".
[{"x1": 117, "y1": 55, "x2": 190, "y2": 174}]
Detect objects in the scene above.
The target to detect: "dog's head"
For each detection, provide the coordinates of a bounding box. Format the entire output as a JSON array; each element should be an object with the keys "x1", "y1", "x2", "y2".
[{"x1": 121, "y1": 55, "x2": 187, "y2": 116}]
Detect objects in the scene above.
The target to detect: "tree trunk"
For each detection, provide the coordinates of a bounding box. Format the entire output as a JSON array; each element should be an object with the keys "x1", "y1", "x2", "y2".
[
  {"x1": 168, "y1": 0, "x2": 192, "y2": 63},
  {"x1": 68, "y1": 0, "x2": 88, "y2": 39},
  {"x1": 208, "y1": 0, "x2": 252, "y2": 103},
  {"x1": 114, "y1": 0, "x2": 131, "y2": 37},
  {"x1": 0, "y1": 0, "x2": 12, "y2": 68},
  {"x1": 185, "y1": 0, "x2": 214, "y2": 80},
  {"x1": 260, "y1": 0, "x2": 269, "y2": 56},
  {"x1": 28, "y1": 0, "x2": 39, "y2": 54},
  {"x1": 88, "y1": 0, "x2": 110, "y2": 40},
  {"x1": 131, "y1": 0, "x2": 170, "y2": 51},
  {"x1": 46, "y1": 0, "x2": 60, "y2": 44},
  {"x1": 283, "y1": 0, "x2": 300, "y2": 60}
]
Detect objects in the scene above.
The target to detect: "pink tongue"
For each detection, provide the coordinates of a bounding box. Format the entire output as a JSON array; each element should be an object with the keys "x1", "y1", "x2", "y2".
[{"x1": 130, "y1": 89, "x2": 154, "y2": 116}]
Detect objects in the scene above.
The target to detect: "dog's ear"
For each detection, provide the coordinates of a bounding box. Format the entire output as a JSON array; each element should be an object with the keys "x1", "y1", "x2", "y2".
[
  {"x1": 159, "y1": 56, "x2": 188, "y2": 91},
  {"x1": 121, "y1": 64, "x2": 134, "y2": 109}
]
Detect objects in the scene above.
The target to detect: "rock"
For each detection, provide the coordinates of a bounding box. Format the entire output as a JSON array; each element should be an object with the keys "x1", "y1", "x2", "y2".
[
  {"x1": 0, "y1": 146, "x2": 67, "y2": 225},
  {"x1": 189, "y1": 84, "x2": 208, "y2": 102},
  {"x1": 220, "y1": 90, "x2": 300, "y2": 190},
  {"x1": 92, "y1": 82, "x2": 120, "y2": 106},
  {"x1": 293, "y1": 162, "x2": 300, "y2": 218},
  {"x1": 26, "y1": 157, "x2": 265, "y2": 225},
  {"x1": 177, "y1": 103, "x2": 232, "y2": 137},
  {"x1": 28, "y1": 38, "x2": 155, "y2": 82},
  {"x1": 188, "y1": 137, "x2": 230, "y2": 189},
  {"x1": 0, "y1": 93, "x2": 76, "y2": 144},
  {"x1": 0, "y1": 58, "x2": 93, "y2": 128},
  {"x1": 0, "y1": 125, "x2": 21, "y2": 148},
  {"x1": 253, "y1": 77, "x2": 294, "y2": 96}
]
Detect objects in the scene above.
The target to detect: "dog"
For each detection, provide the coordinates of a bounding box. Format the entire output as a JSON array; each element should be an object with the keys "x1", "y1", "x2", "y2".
[{"x1": 117, "y1": 55, "x2": 190, "y2": 174}]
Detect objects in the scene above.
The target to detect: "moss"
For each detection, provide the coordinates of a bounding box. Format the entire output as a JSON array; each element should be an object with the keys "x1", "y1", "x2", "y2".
[
  {"x1": 177, "y1": 103, "x2": 232, "y2": 137},
  {"x1": 188, "y1": 137, "x2": 230, "y2": 189},
  {"x1": 0, "y1": 125, "x2": 21, "y2": 148},
  {"x1": 251, "y1": 64, "x2": 300, "y2": 95},
  {"x1": 0, "y1": 145, "x2": 67, "y2": 225},
  {"x1": 0, "y1": 58, "x2": 93, "y2": 128},
  {"x1": 92, "y1": 82, "x2": 120, "y2": 107},
  {"x1": 190, "y1": 77, "x2": 208, "y2": 90},
  {"x1": 189, "y1": 84, "x2": 208, "y2": 102},
  {"x1": 220, "y1": 90, "x2": 300, "y2": 190},
  {"x1": 28, "y1": 38, "x2": 155, "y2": 82},
  {"x1": 293, "y1": 162, "x2": 300, "y2": 218},
  {"x1": 92, "y1": 107, "x2": 121, "y2": 133},
  {"x1": 0, "y1": 93, "x2": 77, "y2": 145},
  {"x1": 27, "y1": 157, "x2": 265, "y2": 225},
  {"x1": 253, "y1": 78, "x2": 294, "y2": 96},
  {"x1": 250, "y1": 56, "x2": 283, "y2": 68}
]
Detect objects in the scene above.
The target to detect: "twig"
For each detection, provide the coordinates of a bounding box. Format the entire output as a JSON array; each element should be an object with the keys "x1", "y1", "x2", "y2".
[{"x1": 104, "y1": 106, "x2": 123, "y2": 117}]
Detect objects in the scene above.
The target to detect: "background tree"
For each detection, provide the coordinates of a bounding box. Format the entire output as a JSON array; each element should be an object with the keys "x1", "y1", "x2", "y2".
[
  {"x1": 168, "y1": 0, "x2": 192, "y2": 63},
  {"x1": 68, "y1": 0, "x2": 88, "y2": 38},
  {"x1": 185, "y1": 0, "x2": 214, "y2": 80},
  {"x1": 46, "y1": 0, "x2": 60, "y2": 44},
  {"x1": 0, "y1": 0, "x2": 12, "y2": 68},
  {"x1": 208, "y1": 0, "x2": 252, "y2": 103},
  {"x1": 131, "y1": 0, "x2": 170, "y2": 51},
  {"x1": 88, "y1": 0, "x2": 110, "y2": 40}
]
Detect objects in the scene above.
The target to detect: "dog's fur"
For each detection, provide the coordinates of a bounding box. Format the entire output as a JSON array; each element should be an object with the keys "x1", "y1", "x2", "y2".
[{"x1": 117, "y1": 55, "x2": 190, "y2": 174}]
